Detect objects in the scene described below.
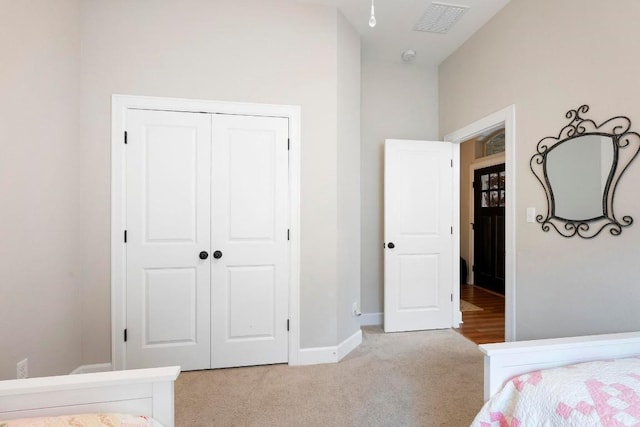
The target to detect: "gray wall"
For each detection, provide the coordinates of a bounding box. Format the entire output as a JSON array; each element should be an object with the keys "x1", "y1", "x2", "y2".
[
  {"x1": 0, "y1": 0, "x2": 82, "y2": 379},
  {"x1": 78, "y1": 0, "x2": 361, "y2": 360},
  {"x1": 440, "y1": 0, "x2": 640, "y2": 340},
  {"x1": 360, "y1": 59, "x2": 439, "y2": 317},
  {"x1": 1, "y1": 0, "x2": 361, "y2": 377},
  {"x1": 336, "y1": 12, "x2": 362, "y2": 342}
]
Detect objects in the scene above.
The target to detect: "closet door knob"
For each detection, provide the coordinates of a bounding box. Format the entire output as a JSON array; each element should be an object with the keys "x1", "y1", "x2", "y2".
[
  {"x1": 213, "y1": 250, "x2": 223, "y2": 259},
  {"x1": 199, "y1": 251, "x2": 209, "y2": 260},
  {"x1": 387, "y1": 242, "x2": 395, "y2": 249}
]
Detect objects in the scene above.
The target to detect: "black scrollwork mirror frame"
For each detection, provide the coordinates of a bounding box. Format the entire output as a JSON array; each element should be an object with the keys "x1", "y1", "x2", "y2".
[{"x1": 530, "y1": 105, "x2": 640, "y2": 238}]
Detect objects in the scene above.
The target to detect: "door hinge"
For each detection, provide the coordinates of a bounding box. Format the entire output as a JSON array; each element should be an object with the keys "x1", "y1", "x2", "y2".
[
  {"x1": 451, "y1": 293, "x2": 453, "y2": 302},
  {"x1": 451, "y1": 226, "x2": 453, "y2": 235},
  {"x1": 287, "y1": 319, "x2": 290, "y2": 331},
  {"x1": 124, "y1": 131, "x2": 128, "y2": 144},
  {"x1": 124, "y1": 329, "x2": 127, "y2": 342},
  {"x1": 287, "y1": 229, "x2": 290, "y2": 240},
  {"x1": 287, "y1": 138, "x2": 290, "y2": 151},
  {"x1": 451, "y1": 159, "x2": 453, "y2": 167},
  {"x1": 124, "y1": 230, "x2": 127, "y2": 243}
]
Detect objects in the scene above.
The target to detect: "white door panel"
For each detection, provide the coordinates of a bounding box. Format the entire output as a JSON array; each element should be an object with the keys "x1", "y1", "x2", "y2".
[
  {"x1": 144, "y1": 268, "x2": 198, "y2": 344},
  {"x1": 384, "y1": 140, "x2": 453, "y2": 332},
  {"x1": 125, "y1": 110, "x2": 289, "y2": 370},
  {"x1": 125, "y1": 109, "x2": 212, "y2": 370},
  {"x1": 211, "y1": 114, "x2": 289, "y2": 368}
]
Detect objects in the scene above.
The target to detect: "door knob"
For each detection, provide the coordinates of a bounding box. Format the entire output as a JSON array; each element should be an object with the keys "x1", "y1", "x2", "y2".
[
  {"x1": 387, "y1": 242, "x2": 395, "y2": 249},
  {"x1": 199, "y1": 251, "x2": 209, "y2": 260},
  {"x1": 213, "y1": 250, "x2": 223, "y2": 259}
]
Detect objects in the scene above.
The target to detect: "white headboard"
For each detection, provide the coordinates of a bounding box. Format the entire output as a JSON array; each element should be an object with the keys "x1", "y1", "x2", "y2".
[
  {"x1": 479, "y1": 331, "x2": 640, "y2": 401},
  {"x1": 0, "y1": 366, "x2": 180, "y2": 426}
]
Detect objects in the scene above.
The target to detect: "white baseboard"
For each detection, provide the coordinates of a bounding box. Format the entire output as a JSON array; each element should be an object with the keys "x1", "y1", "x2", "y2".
[
  {"x1": 296, "y1": 346, "x2": 338, "y2": 365},
  {"x1": 75, "y1": 332, "x2": 364, "y2": 372},
  {"x1": 360, "y1": 312, "x2": 383, "y2": 326},
  {"x1": 337, "y1": 329, "x2": 362, "y2": 361},
  {"x1": 71, "y1": 363, "x2": 112, "y2": 375},
  {"x1": 295, "y1": 329, "x2": 362, "y2": 366}
]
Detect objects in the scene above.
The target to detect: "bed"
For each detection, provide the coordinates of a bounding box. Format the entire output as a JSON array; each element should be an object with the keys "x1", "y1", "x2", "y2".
[
  {"x1": 0, "y1": 366, "x2": 180, "y2": 426},
  {"x1": 472, "y1": 331, "x2": 640, "y2": 426}
]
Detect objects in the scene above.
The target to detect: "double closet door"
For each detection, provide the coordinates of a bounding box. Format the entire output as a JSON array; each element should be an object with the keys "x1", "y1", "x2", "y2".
[{"x1": 124, "y1": 109, "x2": 289, "y2": 370}]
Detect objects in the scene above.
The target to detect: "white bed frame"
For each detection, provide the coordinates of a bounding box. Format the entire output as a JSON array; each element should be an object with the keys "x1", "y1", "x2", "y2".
[
  {"x1": 479, "y1": 331, "x2": 640, "y2": 401},
  {"x1": 0, "y1": 366, "x2": 180, "y2": 426}
]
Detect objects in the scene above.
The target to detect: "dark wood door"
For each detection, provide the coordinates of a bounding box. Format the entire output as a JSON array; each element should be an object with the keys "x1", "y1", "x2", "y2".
[{"x1": 473, "y1": 164, "x2": 505, "y2": 295}]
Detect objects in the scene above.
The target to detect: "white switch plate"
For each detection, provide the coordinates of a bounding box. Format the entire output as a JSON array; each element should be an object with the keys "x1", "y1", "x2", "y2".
[{"x1": 526, "y1": 207, "x2": 536, "y2": 223}]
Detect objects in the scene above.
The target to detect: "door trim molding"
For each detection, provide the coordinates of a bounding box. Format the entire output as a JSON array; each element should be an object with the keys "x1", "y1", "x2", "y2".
[
  {"x1": 111, "y1": 94, "x2": 302, "y2": 369},
  {"x1": 444, "y1": 104, "x2": 517, "y2": 341}
]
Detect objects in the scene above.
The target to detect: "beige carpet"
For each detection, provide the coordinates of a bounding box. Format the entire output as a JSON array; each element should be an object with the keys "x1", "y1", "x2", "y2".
[
  {"x1": 175, "y1": 327, "x2": 484, "y2": 426},
  {"x1": 460, "y1": 300, "x2": 483, "y2": 312}
]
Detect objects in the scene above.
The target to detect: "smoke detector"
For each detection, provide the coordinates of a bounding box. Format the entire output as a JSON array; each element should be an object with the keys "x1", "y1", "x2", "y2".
[
  {"x1": 413, "y1": 2, "x2": 469, "y2": 34},
  {"x1": 401, "y1": 50, "x2": 417, "y2": 62}
]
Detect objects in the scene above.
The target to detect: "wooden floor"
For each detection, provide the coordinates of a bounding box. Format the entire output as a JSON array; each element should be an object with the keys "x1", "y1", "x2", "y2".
[{"x1": 455, "y1": 285, "x2": 505, "y2": 345}]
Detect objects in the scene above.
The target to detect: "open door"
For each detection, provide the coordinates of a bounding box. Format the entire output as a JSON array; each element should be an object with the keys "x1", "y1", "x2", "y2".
[{"x1": 384, "y1": 139, "x2": 454, "y2": 332}]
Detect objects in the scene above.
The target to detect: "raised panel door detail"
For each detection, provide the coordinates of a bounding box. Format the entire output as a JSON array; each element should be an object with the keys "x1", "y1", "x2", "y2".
[
  {"x1": 227, "y1": 266, "x2": 276, "y2": 339},
  {"x1": 143, "y1": 125, "x2": 198, "y2": 242},
  {"x1": 398, "y1": 254, "x2": 439, "y2": 310},
  {"x1": 228, "y1": 130, "x2": 276, "y2": 241},
  {"x1": 399, "y1": 151, "x2": 440, "y2": 236},
  {"x1": 144, "y1": 268, "x2": 197, "y2": 345}
]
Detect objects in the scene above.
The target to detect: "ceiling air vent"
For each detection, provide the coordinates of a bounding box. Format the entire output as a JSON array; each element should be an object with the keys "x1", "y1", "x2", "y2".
[{"x1": 413, "y1": 2, "x2": 469, "y2": 34}]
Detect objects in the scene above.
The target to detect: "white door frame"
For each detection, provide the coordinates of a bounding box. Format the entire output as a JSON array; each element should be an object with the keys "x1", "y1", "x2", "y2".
[
  {"x1": 445, "y1": 105, "x2": 517, "y2": 341},
  {"x1": 111, "y1": 94, "x2": 302, "y2": 370}
]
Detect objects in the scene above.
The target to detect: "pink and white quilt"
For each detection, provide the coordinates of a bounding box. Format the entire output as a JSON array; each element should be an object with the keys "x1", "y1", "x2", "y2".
[
  {"x1": 472, "y1": 356, "x2": 640, "y2": 426},
  {"x1": 0, "y1": 413, "x2": 164, "y2": 427}
]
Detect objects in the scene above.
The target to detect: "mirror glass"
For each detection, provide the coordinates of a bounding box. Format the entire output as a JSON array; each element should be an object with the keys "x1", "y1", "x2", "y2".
[{"x1": 546, "y1": 135, "x2": 613, "y2": 220}]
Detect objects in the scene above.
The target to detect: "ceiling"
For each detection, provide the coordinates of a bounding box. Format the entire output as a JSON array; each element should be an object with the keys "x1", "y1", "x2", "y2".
[{"x1": 297, "y1": 0, "x2": 510, "y2": 66}]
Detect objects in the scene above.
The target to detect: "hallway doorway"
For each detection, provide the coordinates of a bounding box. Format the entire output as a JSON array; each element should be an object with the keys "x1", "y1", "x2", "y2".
[
  {"x1": 445, "y1": 104, "x2": 515, "y2": 341},
  {"x1": 458, "y1": 128, "x2": 506, "y2": 343}
]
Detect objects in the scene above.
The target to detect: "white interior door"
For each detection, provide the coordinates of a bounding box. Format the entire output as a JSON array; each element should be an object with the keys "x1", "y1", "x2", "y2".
[
  {"x1": 384, "y1": 139, "x2": 454, "y2": 333},
  {"x1": 125, "y1": 109, "x2": 289, "y2": 370},
  {"x1": 210, "y1": 114, "x2": 289, "y2": 368},
  {"x1": 125, "y1": 109, "x2": 212, "y2": 370}
]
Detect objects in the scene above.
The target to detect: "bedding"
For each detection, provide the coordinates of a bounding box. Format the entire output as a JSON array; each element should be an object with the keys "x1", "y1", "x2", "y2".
[
  {"x1": 472, "y1": 356, "x2": 640, "y2": 426},
  {"x1": 0, "y1": 413, "x2": 164, "y2": 427}
]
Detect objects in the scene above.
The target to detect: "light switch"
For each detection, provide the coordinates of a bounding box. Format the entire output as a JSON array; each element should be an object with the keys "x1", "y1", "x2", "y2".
[{"x1": 526, "y1": 207, "x2": 536, "y2": 223}]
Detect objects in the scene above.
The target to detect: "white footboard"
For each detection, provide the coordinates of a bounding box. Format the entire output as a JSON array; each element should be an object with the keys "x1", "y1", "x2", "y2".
[
  {"x1": 0, "y1": 366, "x2": 180, "y2": 426},
  {"x1": 479, "y1": 331, "x2": 640, "y2": 401}
]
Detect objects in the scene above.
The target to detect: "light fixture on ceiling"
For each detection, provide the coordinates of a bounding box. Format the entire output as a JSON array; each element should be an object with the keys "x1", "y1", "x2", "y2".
[
  {"x1": 368, "y1": 0, "x2": 376, "y2": 27},
  {"x1": 401, "y1": 49, "x2": 416, "y2": 62}
]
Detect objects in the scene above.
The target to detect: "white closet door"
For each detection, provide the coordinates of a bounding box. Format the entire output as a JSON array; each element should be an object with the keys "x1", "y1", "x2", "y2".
[
  {"x1": 210, "y1": 114, "x2": 289, "y2": 368},
  {"x1": 125, "y1": 109, "x2": 212, "y2": 370},
  {"x1": 384, "y1": 139, "x2": 453, "y2": 332}
]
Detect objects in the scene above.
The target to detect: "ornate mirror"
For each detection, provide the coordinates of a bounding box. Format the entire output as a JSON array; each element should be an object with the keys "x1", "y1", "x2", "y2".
[{"x1": 530, "y1": 105, "x2": 640, "y2": 238}]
